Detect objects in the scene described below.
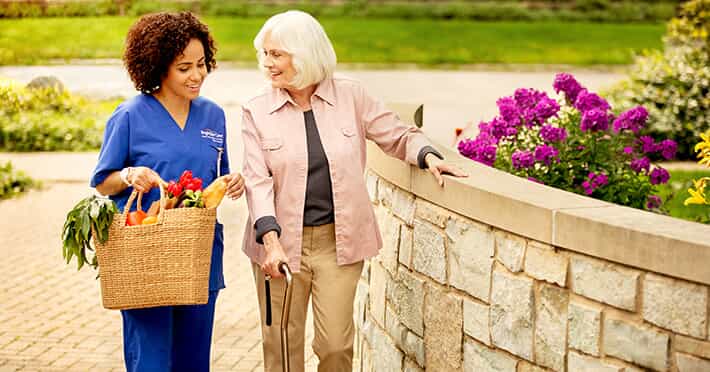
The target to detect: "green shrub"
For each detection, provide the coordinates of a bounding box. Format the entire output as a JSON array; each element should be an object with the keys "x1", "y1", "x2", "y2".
[
  {"x1": 0, "y1": 161, "x2": 35, "y2": 199},
  {"x1": 0, "y1": 80, "x2": 116, "y2": 152},
  {"x1": 607, "y1": 0, "x2": 710, "y2": 160}
]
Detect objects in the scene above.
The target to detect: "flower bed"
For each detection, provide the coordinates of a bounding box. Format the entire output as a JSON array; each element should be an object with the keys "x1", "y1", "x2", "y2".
[{"x1": 457, "y1": 73, "x2": 676, "y2": 211}]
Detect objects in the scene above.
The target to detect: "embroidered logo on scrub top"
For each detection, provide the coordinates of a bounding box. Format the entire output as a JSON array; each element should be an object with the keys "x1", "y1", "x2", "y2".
[{"x1": 201, "y1": 129, "x2": 224, "y2": 145}]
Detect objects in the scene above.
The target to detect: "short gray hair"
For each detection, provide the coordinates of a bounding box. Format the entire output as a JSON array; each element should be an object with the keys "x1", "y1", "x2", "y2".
[{"x1": 254, "y1": 10, "x2": 337, "y2": 89}]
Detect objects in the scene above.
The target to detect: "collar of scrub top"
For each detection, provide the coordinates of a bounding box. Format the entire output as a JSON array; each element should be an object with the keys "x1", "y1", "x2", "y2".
[{"x1": 268, "y1": 77, "x2": 336, "y2": 114}]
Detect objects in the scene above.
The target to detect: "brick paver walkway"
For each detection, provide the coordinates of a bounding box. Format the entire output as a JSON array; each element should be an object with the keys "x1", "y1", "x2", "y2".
[{"x1": 0, "y1": 106, "x2": 320, "y2": 371}]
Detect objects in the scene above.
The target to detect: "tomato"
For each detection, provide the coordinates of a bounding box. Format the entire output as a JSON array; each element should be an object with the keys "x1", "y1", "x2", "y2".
[
  {"x1": 141, "y1": 216, "x2": 158, "y2": 225},
  {"x1": 126, "y1": 211, "x2": 147, "y2": 226}
]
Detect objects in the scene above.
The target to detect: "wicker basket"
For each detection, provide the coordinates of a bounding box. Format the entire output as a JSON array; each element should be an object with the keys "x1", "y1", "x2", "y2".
[{"x1": 95, "y1": 185, "x2": 216, "y2": 310}]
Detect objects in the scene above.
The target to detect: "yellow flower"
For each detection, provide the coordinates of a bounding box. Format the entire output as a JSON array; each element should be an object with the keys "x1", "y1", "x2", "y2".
[{"x1": 684, "y1": 188, "x2": 707, "y2": 206}]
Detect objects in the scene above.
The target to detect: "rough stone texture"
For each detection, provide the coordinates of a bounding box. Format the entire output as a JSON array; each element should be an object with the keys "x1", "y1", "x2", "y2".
[
  {"x1": 518, "y1": 362, "x2": 549, "y2": 372},
  {"x1": 464, "y1": 298, "x2": 491, "y2": 345},
  {"x1": 524, "y1": 242, "x2": 568, "y2": 287},
  {"x1": 414, "y1": 199, "x2": 450, "y2": 228},
  {"x1": 391, "y1": 187, "x2": 416, "y2": 225},
  {"x1": 368, "y1": 321, "x2": 404, "y2": 372},
  {"x1": 366, "y1": 171, "x2": 379, "y2": 203},
  {"x1": 676, "y1": 353, "x2": 710, "y2": 372},
  {"x1": 643, "y1": 273, "x2": 708, "y2": 339},
  {"x1": 361, "y1": 339, "x2": 373, "y2": 372},
  {"x1": 379, "y1": 211, "x2": 402, "y2": 276},
  {"x1": 446, "y1": 216, "x2": 494, "y2": 301},
  {"x1": 490, "y1": 269, "x2": 535, "y2": 361},
  {"x1": 494, "y1": 230, "x2": 526, "y2": 273},
  {"x1": 399, "y1": 225, "x2": 413, "y2": 268},
  {"x1": 361, "y1": 258, "x2": 371, "y2": 282},
  {"x1": 535, "y1": 283, "x2": 569, "y2": 371},
  {"x1": 567, "y1": 351, "x2": 623, "y2": 372},
  {"x1": 377, "y1": 178, "x2": 394, "y2": 208},
  {"x1": 369, "y1": 262, "x2": 388, "y2": 328},
  {"x1": 464, "y1": 339, "x2": 518, "y2": 372},
  {"x1": 355, "y1": 281, "x2": 370, "y2": 331},
  {"x1": 424, "y1": 284, "x2": 463, "y2": 371},
  {"x1": 402, "y1": 330, "x2": 426, "y2": 368},
  {"x1": 675, "y1": 335, "x2": 710, "y2": 360},
  {"x1": 386, "y1": 306, "x2": 407, "y2": 349},
  {"x1": 403, "y1": 358, "x2": 424, "y2": 372},
  {"x1": 412, "y1": 219, "x2": 447, "y2": 284},
  {"x1": 568, "y1": 300, "x2": 601, "y2": 356},
  {"x1": 603, "y1": 317, "x2": 669, "y2": 371},
  {"x1": 388, "y1": 267, "x2": 425, "y2": 336},
  {"x1": 570, "y1": 255, "x2": 640, "y2": 311}
]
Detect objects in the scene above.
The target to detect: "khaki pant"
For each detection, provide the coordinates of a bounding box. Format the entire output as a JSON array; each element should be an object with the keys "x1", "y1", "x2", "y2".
[{"x1": 252, "y1": 223, "x2": 364, "y2": 372}]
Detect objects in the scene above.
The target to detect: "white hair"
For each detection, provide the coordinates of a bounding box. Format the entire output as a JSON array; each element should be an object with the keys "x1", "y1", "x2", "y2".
[{"x1": 254, "y1": 10, "x2": 337, "y2": 89}]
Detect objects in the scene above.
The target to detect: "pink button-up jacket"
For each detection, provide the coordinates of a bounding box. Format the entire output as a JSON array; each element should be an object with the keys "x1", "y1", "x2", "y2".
[{"x1": 241, "y1": 75, "x2": 432, "y2": 271}]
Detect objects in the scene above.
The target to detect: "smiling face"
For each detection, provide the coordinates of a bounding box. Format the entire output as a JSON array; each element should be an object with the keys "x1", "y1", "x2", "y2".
[
  {"x1": 160, "y1": 38, "x2": 208, "y2": 100},
  {"x1": 260, "y1": 33, "x2": 297, "y2": 89}
]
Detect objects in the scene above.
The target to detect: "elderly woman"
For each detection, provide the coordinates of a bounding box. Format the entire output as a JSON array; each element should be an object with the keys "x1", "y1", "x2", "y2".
[{"x1": 241, "y1": 10, "x2": 466, "y2": 372}]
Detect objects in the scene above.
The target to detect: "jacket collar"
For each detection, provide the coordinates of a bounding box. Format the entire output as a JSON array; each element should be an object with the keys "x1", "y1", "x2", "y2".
[{"x1": 268, "y1": 78, "x2": 336, "y2": 114}]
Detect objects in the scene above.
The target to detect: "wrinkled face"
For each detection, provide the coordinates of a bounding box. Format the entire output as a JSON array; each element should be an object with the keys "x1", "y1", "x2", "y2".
[
  {"x1": 261, "y1": 33, "x2": 296, "y2": 89},
  {"x1": 161, "y1": 38, "x2": 207, "y2": 100}
]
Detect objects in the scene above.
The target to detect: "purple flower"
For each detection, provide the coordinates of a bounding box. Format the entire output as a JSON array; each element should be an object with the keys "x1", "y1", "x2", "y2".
[
  {"x1": 659, "y1": 139, "x2": 677, "y2": 160},
  {"x1": 638, "y1": 136, "x2": 659, "y2": 154},
  {"x1": 574, "y1": 89, "x2": 610, "y2": 113},
  {"x1": 497, "y1": 97, "x2": 521, "y2": 126},
  {"x1": 623, "y1": 146, "x2": 634, "y2": 155},
  {"x1": 478, "y1": 145, "x2": 498, "y2": 166},
  {"x1": 580, "y1": 109, "x2": 611, "y2": 132},
  {"x1": 553, "y1": 73, "x2": 584, "y2": 102},
  {"x1": 514, "y1": 88, "x2": 544, "y2": 110},
  {"x1": 539, "y1": 125, "x2": 568, "y2": 143},
  {"x1": 649, "y1": 167, "x2": 670, "y2": 185},
  {"x1": 527, "y1": 177, "x2": 543, "y2": 184},
  {"x1": 613, "y1": 106, "x2": 648, "y2": 133},
  {"x1": 582, "y1": 172, "x2": 608, "y2": 195},
  {"x1": 533, "y1": 96, "x2": 560, "y2": 123},
  {"x1": 458, "y1": 134, "x2": 498, "y2": 167},
  {"x1": 534, "y1": 144, "x2": 559, "y2": 165},
  {"x1": 511, "y1": 150, "x2": 535, "y2": 169},
  {"x1": 630, "y1": 157, "x2": 651, "y2": 173},
  {"x1": 646, "y1": 195, "x2": 662, "y2": 210}
]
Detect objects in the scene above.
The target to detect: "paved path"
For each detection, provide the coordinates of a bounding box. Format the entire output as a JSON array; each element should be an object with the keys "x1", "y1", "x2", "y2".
[{"x1": 0, "y1": 65, "x2": 623, "y2": 370}]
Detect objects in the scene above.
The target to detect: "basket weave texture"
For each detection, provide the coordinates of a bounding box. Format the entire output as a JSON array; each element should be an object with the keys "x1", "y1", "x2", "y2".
[{"x1": 95, "y1": 186, "x2": 216, "y2": 310}]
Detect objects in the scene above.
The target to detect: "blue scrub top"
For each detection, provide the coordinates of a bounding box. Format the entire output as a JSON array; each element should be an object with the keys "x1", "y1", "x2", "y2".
[{"x1": 90, "y1": 93, "x2": 230, "y2": 291}]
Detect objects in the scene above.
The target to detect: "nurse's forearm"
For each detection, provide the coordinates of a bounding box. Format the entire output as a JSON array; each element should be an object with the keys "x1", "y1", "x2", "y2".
[{"x1": 95, "y1": 171, "x2": 128, "y2": 196}]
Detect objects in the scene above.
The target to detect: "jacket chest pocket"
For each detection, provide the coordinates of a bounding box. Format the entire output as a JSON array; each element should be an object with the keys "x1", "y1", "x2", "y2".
[{"x1": 261, "y1": 137, "x2": 286, "y2": 171}]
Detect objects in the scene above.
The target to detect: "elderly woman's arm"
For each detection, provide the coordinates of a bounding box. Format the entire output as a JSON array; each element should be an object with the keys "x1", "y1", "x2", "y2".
[
  {"x1": 357, "y1": 83, "x2": 466, "y2": 185},
  {"x1": 241, "y1": 107, "x2": 289, "y2": 277}
]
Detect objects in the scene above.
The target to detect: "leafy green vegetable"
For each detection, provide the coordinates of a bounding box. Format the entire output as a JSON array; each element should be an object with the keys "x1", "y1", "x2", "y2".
[{"x1": 61, "y1": 195, "x2": 117, "y2": 270}]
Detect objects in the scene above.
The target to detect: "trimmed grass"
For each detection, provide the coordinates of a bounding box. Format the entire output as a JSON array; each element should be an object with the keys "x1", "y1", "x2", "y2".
[
  {"x1": 0, "y1": 17, "x2": 664, "y2": 65},
  {"x1": 657, "y1": 169, "x2": 710, "y2": 224}
]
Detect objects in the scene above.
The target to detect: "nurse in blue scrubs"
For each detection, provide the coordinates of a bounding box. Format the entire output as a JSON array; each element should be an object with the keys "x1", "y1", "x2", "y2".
[{"x1": 90, "y1": 12, "x2": 245, "y2": 371}]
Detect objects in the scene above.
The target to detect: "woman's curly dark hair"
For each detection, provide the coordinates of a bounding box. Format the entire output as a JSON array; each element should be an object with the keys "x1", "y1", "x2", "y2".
[{"x1": 123, "y1": 12, "x2": 217, "y2": 94}]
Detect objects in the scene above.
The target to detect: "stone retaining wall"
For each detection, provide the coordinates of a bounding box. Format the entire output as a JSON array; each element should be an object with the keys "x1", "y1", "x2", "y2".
[{"x1": 355, "y1": 143, "x2": 710, "y2": 372}]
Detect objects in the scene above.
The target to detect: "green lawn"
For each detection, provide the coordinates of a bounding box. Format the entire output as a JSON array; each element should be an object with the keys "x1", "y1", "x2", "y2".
[
  {"x1": 0, "y1": 17, "x2": 664, "y2": 66},
  {"x1": 658, "y1": 169, "x2": 710, "y2": 224}
]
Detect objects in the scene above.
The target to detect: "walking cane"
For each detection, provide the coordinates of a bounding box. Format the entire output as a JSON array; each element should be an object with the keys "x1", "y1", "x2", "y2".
[{"x1": 265, "y1": 262, "x2": 294, "y2": 372}]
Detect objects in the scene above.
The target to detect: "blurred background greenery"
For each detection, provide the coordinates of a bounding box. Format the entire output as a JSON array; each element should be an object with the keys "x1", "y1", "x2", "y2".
[{"x1": 0, "y1": 0, "x2": 679, "y2": 66}]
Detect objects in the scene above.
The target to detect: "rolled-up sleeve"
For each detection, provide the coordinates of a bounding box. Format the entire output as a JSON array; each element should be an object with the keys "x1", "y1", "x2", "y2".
[
  {"x1": 357, "y1": 83, "x2": 431, "y2": 166},
  {"x1": 241, "y1": 106, "x2": 280, "y2": 242}
]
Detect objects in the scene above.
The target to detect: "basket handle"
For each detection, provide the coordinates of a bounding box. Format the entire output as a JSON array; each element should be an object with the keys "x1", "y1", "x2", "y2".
[{"x1": 122, "y1": 182, "x2": 168, "y2": 223}]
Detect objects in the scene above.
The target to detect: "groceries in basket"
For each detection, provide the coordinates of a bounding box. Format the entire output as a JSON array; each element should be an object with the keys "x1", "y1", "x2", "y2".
[{"x1": 61, "y1": 169, "x2": 228, "y2": 271}]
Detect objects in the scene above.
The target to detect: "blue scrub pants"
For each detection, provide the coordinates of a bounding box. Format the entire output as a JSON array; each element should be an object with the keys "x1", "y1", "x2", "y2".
[{"x1": 121, "y1": 290, "x2": 219, "y2": 372}]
